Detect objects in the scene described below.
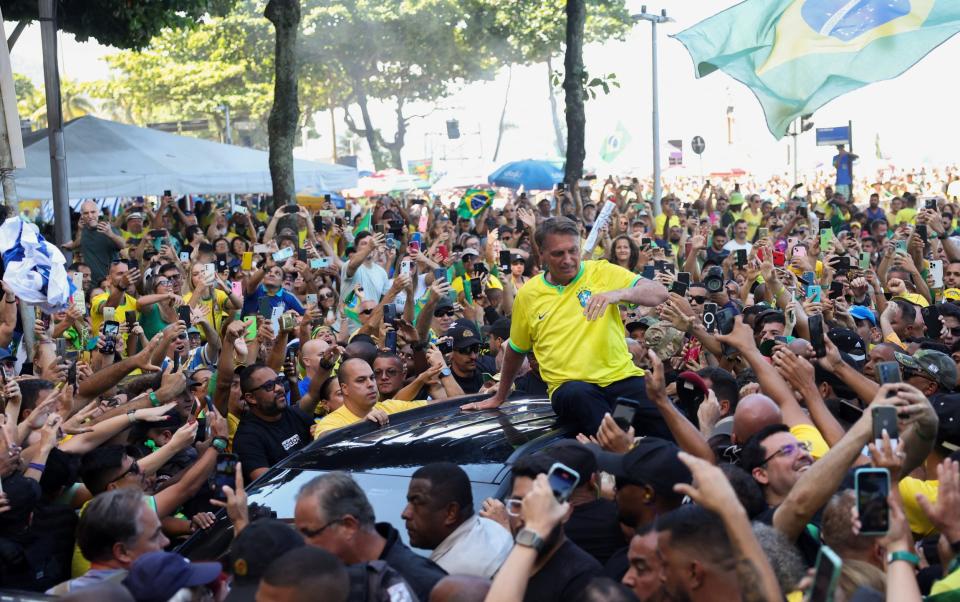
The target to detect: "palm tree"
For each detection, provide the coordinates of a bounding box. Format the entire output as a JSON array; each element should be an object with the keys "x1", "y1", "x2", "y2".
[{"x1": 25, "y1": 78, "x2": 98, "y2": 128}]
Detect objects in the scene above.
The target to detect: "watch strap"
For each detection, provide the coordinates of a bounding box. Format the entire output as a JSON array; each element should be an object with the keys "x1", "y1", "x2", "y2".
[
  {"x1": 515, "y1": 528, "x2": 545, "y2": 553},
  {"x1": 887, "y1": 550, "x2": 919, "y2": 567},
  {"x1": 212, "y1": 437, "x2": 228, "y2": 452}
]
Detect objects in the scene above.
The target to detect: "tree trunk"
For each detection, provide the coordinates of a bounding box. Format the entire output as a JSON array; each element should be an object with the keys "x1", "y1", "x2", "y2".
[
  {"x1": 492, "y1": 65, "x2": 512, "y2": 162},
  {"x1": 352, "y1": 79, "x2": 389, "y2": 171},
  {"x1": 265, "y1": 0, "x2": 301, "y2": 204},
  {"x1": 562, "y1": 0, "x2": 586, "y2": 189},
  {"x1": 546, "y1": 57, "x2": 566, "y2": 157}
]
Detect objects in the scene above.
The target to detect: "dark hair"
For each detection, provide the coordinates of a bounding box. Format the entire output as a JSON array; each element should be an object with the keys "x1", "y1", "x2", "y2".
[
  {"x1": 239, "y1": 363, "x2": 271, "y2": 395},
  {"x1": 655, "y1": 504, "x2": 735, "y2": 570},
  {"x1": 354, "y1": 230, "x2": 373, "y2": 245},
  {"x1": 740, "y1": 423, "x2": 791, "y2": 473},
  {"x1": 718, "y1": 464, "x2": 766, "y2": 518},
  {"x1": 158, "y1": 262, "x2": 178, "y2": 276},
  {"x1": 18, "y1": 379, "x2": 54, "y2": 419},
  {"x1": 712, "y1": 228, "x2": 727, "y2": 239},
  {"x1": 698, "y1": 368, "x2": 740, "y2": 411},
  {"x1": 534, "y1": 216, "x2": 580, "y2": 249},
  {"x1": 939, "y1": 302, "x2": 960, "y2": 323},
  {"x1": 607, "y1": 235, "x2": 640, "y2": 271},
  {"x1": 80, "y1": 445, "x2": 128, "y2": 495},
  {"x1": 510, "y1": 454, "x2": 553, "y2": 485},
  {"x1": 411, "y1": 462, "x2": 474, "y2": 520},
  {"x1": 261, "y1": 546, "x2": 349, "y2": 602},
  {"x1": 319, "y1": 375, "x2": 340, "y2": 401},
  {"x1": 76, "y1": 488, "x2": 147, "y2": 563}
]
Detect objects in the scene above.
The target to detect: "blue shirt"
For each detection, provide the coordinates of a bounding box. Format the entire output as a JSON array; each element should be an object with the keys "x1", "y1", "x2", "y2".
[
  {"x1": 241, "y1": 285, "x2": 305, "y2": 316},
  {"x1": 834, "y1": 153, "x2": 853, "y2": 186}
]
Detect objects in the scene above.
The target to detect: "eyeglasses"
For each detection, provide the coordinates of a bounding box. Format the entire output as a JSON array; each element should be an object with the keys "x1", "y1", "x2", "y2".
[
  {"x1": 434, "y1": 308, "x2": 455, "y2": 318},
  {"x1": 760, "y1": 441, "x2": 812, "y2": 466},
  {"x1": 165, "y1": 273, "x2": 181, "y2": 281},
  {"x1": 249, "y1": 376, "x2": 285, "y2": 393},
  {"x1": 297, "y1": 518, "x2": 343, "y2": 538},
  {"x1": 690, "y1": 295, "x2": 707, "y2": 304},
  {"x1": 950, "y1": 327, "x2": 960, "y2": 337},
  {"x1": 455, "y1": 344, "x2": 481, "y2": 355},
  {"x1": 360, "y1": 308, "x2": 374, "y2": 316},
  {"x1": 108, "y1": 460, "x2": 141, "y2": 484},
  {"x1": 505, "y1": 498, "x2": 523, "y2": 517},
  {"x1": 374, "y1": 368, "x2": 402, "y2": 378},
  {"x1": 154, "y1": 279, "x2": 171, "y2": 287},
  {"x1": 318, "y1": 292, "x2": 333, "y2": 300}
]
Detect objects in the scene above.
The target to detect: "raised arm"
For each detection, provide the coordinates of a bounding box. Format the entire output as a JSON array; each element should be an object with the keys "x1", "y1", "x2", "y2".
[{"x1": 645, "y1": 350, "x2": 715, "y2": 463}]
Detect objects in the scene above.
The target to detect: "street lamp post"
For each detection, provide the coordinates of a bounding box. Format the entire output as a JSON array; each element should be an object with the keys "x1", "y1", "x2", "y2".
[{"x1": 633, "y1": 6, "x2": 673, "y2": 217}]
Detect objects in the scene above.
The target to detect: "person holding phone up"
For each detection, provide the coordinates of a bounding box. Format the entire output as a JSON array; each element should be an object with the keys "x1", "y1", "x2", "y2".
[{"x1": 463, "y1": 217, "x2": 671, "y2": 437}]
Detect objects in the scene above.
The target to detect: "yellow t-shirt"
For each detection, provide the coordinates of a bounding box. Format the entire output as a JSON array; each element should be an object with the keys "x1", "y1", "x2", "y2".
[
  {"x1": 789, "y1": 423, "x2": 830, "y2": 460},
  {"x1": 899, "y1": 476, "x2": 938, "y2": 537},
  {"x1": 183, "y1": 289, "x2": 231, "y2": 335},
  {"x1": 91, "y1": 292, "x2": 139, "y2": 335},
  {"x1": 742, "y1": 207, "x2": 763, "y2": 240},
  {"x1": 227, "y1": 412, "x2": 240, "y2": 449},
  {"x1": 451, "y1": 273, "x2": 503, "y2": 294},
  {"x1": 312, "y1": 399, "x2": 427, "y2": 439},
  {"x1": 653, "y1": 214, "x2": 681, "y2": 236},
  {"x1": 894, "y1": 207, "x2": 918, "y2": 226},
  {"x1": 509, "y1": 260, "x2": 643, "y2": 397}
]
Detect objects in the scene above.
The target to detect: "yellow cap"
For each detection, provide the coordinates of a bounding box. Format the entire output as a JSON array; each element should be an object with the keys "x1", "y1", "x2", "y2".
[
  {"x1": 892, "y1": 292, "x2": 930, "y2": 308},
  {"x1": 944, "y1": 288, "x2": 960, "y2": 301}
]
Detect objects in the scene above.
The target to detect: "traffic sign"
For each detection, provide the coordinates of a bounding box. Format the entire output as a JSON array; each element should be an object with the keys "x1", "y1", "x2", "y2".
[
  {"x1": 815, "y1": 126, "x2": 850, "y2": 147},
  {"x1": 691, "y1": 136, "x2": 705, "y2": 155}
]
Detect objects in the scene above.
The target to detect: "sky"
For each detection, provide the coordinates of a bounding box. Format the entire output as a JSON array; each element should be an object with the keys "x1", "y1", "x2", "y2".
[{"x1": 8, "y1": 0, "x2": 960, "y2": 180}]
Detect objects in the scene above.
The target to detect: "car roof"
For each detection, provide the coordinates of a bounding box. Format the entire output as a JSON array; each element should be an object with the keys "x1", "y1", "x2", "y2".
[{"x1": 179, "y1": 396, "x2": 564, "y2": 561}]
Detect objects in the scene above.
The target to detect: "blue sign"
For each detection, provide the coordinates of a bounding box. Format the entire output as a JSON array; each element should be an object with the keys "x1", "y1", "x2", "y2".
[{"x1": 815, "y1": 126, "x2": 851, "y2": 147}]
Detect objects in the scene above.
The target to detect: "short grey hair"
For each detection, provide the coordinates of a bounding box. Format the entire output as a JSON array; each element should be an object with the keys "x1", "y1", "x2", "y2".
[
  {"x1": 297, "y1": 472, "x2": 375, "y2": 527},
  {"x1": 534, "y1": 216, "x2": 580, "y2": 249},
  {"x1": 77, "y1": 488, "x2": 146, "y2": 563},
  {"x1": 751, "y1": 522, "x2": 805, "y2": 594}
]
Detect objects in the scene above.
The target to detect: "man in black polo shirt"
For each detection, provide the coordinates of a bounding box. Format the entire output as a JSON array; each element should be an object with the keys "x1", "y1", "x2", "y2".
[
  {"x1": 233, "y1": 363, "x2": 315, "y2": 481},
  {"x1": 446, "y1": 319, "x2": 497, "y2": 394}
]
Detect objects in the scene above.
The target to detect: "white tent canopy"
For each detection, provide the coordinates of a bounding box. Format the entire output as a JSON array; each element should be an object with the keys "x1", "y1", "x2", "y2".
[{"x1": 15, "y1": 116, "x2": 357, "y2": 199}]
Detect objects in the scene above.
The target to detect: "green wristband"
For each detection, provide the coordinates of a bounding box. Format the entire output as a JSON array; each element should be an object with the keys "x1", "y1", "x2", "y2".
[
  {"x1": 887, "y1": 550, "x2": 919, "y2": 567},
  {"x1": 149, "y1": 391, "x2": 160, "y2": 407}
]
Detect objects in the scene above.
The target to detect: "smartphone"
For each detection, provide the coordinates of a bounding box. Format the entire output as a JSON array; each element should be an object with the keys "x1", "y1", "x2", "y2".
[
  {"x1": 410, "y1": 232, "x2": 422, "y2": 253},
  {"x1": 642, "y1": 265, "x2": 655, "y2": 280},
  {"x1": 177, "y1": 305, "x2": 192, "y2": 325},
  {"x1": 258, "y1": 297, "x2": 272, "y2": 318},
  {"x1": 930, "y1": 259, "x2": 944, "y2": 289},
  {"x1": 179, "y1": 251, "x2": 191, "y2": 263},
  {"x1": 312, "y1": 214, "x2": 323, "y2": 232},
  {"x1": 670, "y1": 281, "x2": 689, "y2": 296},
  {"x1": 758, "y1": 227, "x2": 768, "y2": 239},
  {"x1": 820, "y1": 228, "x2": 833, "y2": 249},
  {"x1": 859, "y1": 251, "x2": 871, "y2": 270},
  {"x1": 282, "y1": 205, "x2": 298, "y2": 215},
  {"x1": 876, "y1": 361, "x2": 901, "y2": 388},
  {"x1": 895, "y1": 239, "x2": 908, "y2": 253},
  {"x1": 772, "y1": 250, "x2": 786, "y2": 267},
  {"x1": 438, "y1": 245, "x2": 448, "y2": 260},
  {"x1": 203, "y1": 263, "x2": 216, "y2": 281},
  {"x1": 272, "y1": 247, "x2": 294, "y2": 262},
  {"x1": 149, "y1": 229, "x2": 166, "y2": 238},
  {"x1": 612, "y1": 398, "x2": 639, "y2": 431},
  {"x1": 470, "y1": 278, "x2": 483, "y2": 299},
  {"x1": 383, "y1": 303, "x2": 397, "y2": 325},
  {"x1": 499, "y1": 250, "x2": 511, "y2": 272},
  {"x1": 808, "y1": 314, "x2": 826, "y2": 358},
  {"x1": 677, "y1": 272, "x2": 690, "y2": 286},
  {"x1": 641, "y1": 238, "x2": 652, "y2": 248},
  {"x1": 384, "y1": 330, "x2": 398, "y2": 352},
  {"x1": 546, "y1": 462, "x2": 580, "y2": 503},
  {"x1": 855, "y1": 468, "x2": 891, "y2": 535},
  {"x1": 102, "y1": 306, "x2": 116, "y2": 323},
  {"x1": 211, "y1": 453, "x2": 239, "y2": 501},
  {"x1": 806, "y1": 284, "x2": 822, "y2": 303},
  {"x1": 819, "y1": 219, "x2": 832, "y2": 231},
  {"x1": 244, "y1": 317, "x2": 258, "y2": 341},
  {"x1": 306, "y1": 293, "x2": 318, "y2": 306},
  {"x1": 797, "y1": 206, "x2": 808, "y2": 218},
  {"x1": 127, "y1": 258, "x2": 139, "y2": 272},
  {"x1": 164, "y1": 189, "x2": 172, "y2": 197},
  {"x1": 807, "y1": 546, "x2": 842, "y2": 602},
  {"x1": 926, "y1": 197, "x2": 938, "y2": 211},
  {"x1": 922, "y1": 305, "x2": 942, "y2": 339},
  {"x1": 716, "y1": 307, "x2": 735, "y2": 335},
  {"x1": 101, "y1": 320, "x2": 120, "y2": 355},
  {"x1": 436, "y1": 338, "x2": 453, "y2": 355},
  {"x1": 828, "y1": 281, "x2": 844, "y2": 300},
  {"x1": 253, "y1": 244, "x2": 271, "y2": 254},
  {"x1": 871, "y1": 405, "x2": 899, "y2": 450},
  {"x1": 310, "y1": 257, "x2": 331, "y2": 269},
  {"x1": 231, "y1": 281, "x2": 243, "y2": 299},
  {"x1": 298, "y1": 248, "x2": 308, "y2": 262},
  {"x1": 434, "y1": 267, "x2": 447, "y2": 282},
  {"x1": 400, "y1": 260, "x2": 411, "y2": 276},
  {"x1": 793, "y1": 245, "x2": 807, "y2": 258},
  {"x1": 55, "y1": 338, "x2": 67, "y2": 358},
  {"x1": 241, "y1": 252, "x2": 253, "y2": 271},
  {"x1": 802, "y1": 271, "x2": 816, "y2": 285},
  {"x1": 703, "y1": 302, "x2": 718, "y2": 333},
  {"x1": 735, "y1": 249, "x2": 747, "y2": 268}
]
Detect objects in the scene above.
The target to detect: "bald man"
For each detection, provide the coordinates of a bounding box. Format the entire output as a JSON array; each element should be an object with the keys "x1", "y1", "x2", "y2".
[
  {"x1": 428, "y1": 575, "x2": 491, "y2": 602},
  {"x1": 68, "y1": 200, "x2": 126, "y2": 286},
  {"x1": 311, "y1": 358, "x2": 427, "y2": 438}
]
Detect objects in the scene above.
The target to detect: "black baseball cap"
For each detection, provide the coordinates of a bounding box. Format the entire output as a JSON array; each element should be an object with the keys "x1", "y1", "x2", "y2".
[
  {"x1": 483, "y1": 317, "x2": 511, "y2": 340},
  {"x1": 828, "y1": 328, "x2": 867, "y2": 363},
  {"x1": 539, "y1": 440, "x2": 597, "y2": 482},
  {"x1": 225, "y1": 519, "x2": 305, "y2": 602},
  {"x1": 446, "y1": 319, "x2": 482, "y2": 350},
  {"x1": 591, "y1": 437, "x2": 691, "y2": 496}
]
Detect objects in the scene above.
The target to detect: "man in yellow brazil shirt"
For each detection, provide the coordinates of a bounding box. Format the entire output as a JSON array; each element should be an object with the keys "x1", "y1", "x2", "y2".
[{"x1": 461, "y1": 216, "x2": 672, "y2": 437}]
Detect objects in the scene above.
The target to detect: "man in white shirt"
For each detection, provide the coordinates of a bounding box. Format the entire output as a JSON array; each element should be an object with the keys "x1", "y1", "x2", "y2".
[
  {"x1": 401, "y1": 462, "x2": 513, "y2": 578},
  {"x1": 722, "y1": 219, "x2": 753, "y2": 254},
  {"x1": 342, "y1": 231, "x2": 390, "y2": 302}
]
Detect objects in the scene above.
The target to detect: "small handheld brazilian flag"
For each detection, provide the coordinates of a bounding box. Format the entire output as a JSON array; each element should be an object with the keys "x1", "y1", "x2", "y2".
[{"x1": 457, "y1": 189, "x2": 495, "y2": 220}]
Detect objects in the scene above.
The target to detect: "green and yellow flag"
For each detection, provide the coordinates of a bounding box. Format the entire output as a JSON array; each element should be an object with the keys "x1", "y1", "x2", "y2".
[
  {"x1": 457, "y1": 188, "x2": 495, "y2": 220},
  {"x1": 352, "y1": 210, "x2": 372, "y2": 237},
  {"x1": 674, "y1": 0, "x2": 960, "y2": 138}
]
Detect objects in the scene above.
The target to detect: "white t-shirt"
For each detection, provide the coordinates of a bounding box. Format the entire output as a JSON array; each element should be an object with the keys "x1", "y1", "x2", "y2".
[
  {"x1": 722, "y1": 239, "x2": 753, "y2": 253},
  {"x1": 342, "y1": 260, "x2": 389, "y2": 302}
]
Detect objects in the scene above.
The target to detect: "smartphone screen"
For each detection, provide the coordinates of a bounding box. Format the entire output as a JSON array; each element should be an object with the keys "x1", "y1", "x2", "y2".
[
  {"x1": 855, "y1": 468, "x2": 890, "y2": 535},
  {"x1": 807, "y1": 546, "x2": 841, "y2": 602},
  {"x1": 670, "y1": 281, "x2": 689, "y2": 296},
  {"x1": 499, "y1": 250, "x2": 511, "y2": 271},
  {"x1": 177, "y1": 305, "x2": 192, "y2": 325},
  {"x1": 612, "y1": 398, "x2": 639, "y2": 431},
  {"x1": 735, "y1": 249, "x2": 747, "y2": 268},
  {"x1": 546, "y1": 462, "x2": 580, "y2": 503},
  {"x1": 642, "y1": 265, "x2": 655, "y2": 280},
  {"x1": 677, "y1": 272, "x2": 690, "y2": 285},
  {"x1": 258, "y1": 297, "x2": 272, "y2": 318},
  {"x1": 808, "y1": 314, "x2": 825, "y2": 358},
  {"x1": 212, "y1": 453, "x2": 239, "y2": 501}
]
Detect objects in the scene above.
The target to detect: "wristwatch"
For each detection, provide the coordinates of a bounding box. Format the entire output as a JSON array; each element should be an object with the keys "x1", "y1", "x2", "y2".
[
  {"x1": 515, "y1": 528, "x2": 546, "y2": 553},
  {"x1": 886, "y1": 550, "x2": 919, "y2": 567},
  {"x1": 212, "y1": 437, "x2": 228, "y2": 452},
  {"x1": 440, "y1": 367, "x2": 452, "y2": 378}
]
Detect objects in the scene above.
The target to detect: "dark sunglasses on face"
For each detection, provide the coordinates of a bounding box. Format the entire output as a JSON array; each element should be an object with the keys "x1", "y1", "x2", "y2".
[
  {"x1": 456, "y1": 344, "x2": 481, "y2": 355},
  {"x1": 434, "y1": 308, "x2": 455, "y2": 318},
  {"x1": 250, "y1": 376, "x2": 285, "y2": 393},
  {"x1": 950, "y1": 327, "x2": 960, "y2": 337},
  {"x1": 690, "y1": 295, "x2": 707, "y2": 304},
  {"x1": 360, "y1": 308, "x2": 374, "y2": 316},
  {"x1": 109, "y1": 461, "x2": 141, "y2": 484},
  {"x1": 318, "y1": 292, "x2": 333, "y2": 300}
]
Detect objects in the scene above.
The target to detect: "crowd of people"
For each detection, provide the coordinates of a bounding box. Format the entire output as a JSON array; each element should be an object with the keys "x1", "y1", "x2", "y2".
[{"x1": 1, "y1": 166, "x2": 960, "y2": 602}]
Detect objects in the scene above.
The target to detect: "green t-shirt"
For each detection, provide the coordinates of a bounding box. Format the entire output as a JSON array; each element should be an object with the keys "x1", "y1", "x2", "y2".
[{"x1": 140, "y1": 304, "x2": 170, "y2": 341}]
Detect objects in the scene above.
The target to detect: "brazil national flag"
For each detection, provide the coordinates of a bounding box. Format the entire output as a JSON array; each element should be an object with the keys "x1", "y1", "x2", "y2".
[
  {"x1": 457, "y1": 188, "x2": 495, "y2": 220},
  {"x1": 674, "y1": 0, "x2": 960, "y2": 138}
]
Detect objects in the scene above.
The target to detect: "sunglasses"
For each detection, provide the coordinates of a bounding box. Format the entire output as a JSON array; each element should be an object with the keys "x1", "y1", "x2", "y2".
[
  {"x1": 318, "y1": 292, "x2": 334, "y2": 300},
  {"x1": 951, "y1": 327, "x2": 960, "y2": 337},
  {"x1": 434, "y1": 308, "x2": 455, "y2": 318},
  {"x1": 455, "y1": 344, "x2": 481, "y2": 355},
  {"x1": 109, "y1": 460, "x2": 141, "y2": 484},
  {"x1": 154, "y1": 279, "x2": 171, "y2": 287},
  {"x1": 297, "y1": 518, "x2": 343, "y2": 539},
  {"x1": 760, "y1": 441, "x2": 812, "y2": 466},
  {"x1": 249, "y1": 376, "x2": 285, "y2": 393},
  {"x1": 690, "y1": 295, "x2": 707, "y2": 304},
  {"x1": 360, "y1": 308, "x2": 374, "y2": 316}
]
